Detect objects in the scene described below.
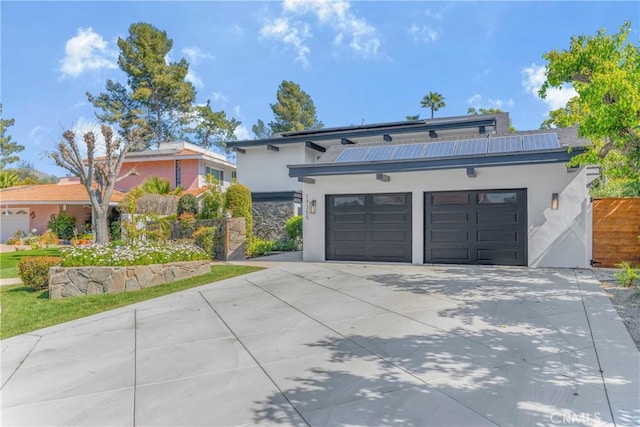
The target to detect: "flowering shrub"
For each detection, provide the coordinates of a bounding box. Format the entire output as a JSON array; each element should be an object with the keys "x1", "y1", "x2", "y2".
[
  {"x1": 17, "y1": 256, "x2": 62, "y2": 291},
  {"x1": 60, "y1": 241, "x2": 209, "y2": 267}
]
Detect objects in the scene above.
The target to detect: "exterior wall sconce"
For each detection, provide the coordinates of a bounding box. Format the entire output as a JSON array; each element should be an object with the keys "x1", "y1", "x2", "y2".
[
  {"x1": 383, "y1": 134, "x2": 392, "y2": 142},
  {"x1": 551, "y1": 193, "x2": 560, "y2": 210},
  {"x1": 30, "y1": 211, "x2": 36, "y2": 219},
  {"x1": 466, "y1": 167, "x2": 477, "y2": 178},
  {"x1": 429, "y1": 130, "x2": 437, "y2": 138},
  {"x1": 376, "y1": 173, "x2": 390, "y2": 182},
  {"x1": 308, "y1": 200, "x2": 317, "y2": 215}
]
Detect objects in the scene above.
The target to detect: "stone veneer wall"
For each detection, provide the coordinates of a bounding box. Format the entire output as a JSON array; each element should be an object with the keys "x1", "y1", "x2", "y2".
[
  {"x1": 48, "y1": 261, "x2": 211, "y2": 299},
  {"x1": 253, "y1": 201, "x2": 295, "y2": 241}
]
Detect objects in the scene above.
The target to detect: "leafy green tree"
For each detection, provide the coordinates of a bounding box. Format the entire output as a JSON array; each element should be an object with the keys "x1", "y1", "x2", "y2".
[
  {"x1": 117, "y1": 23, "x2": 196, "y2": 147},
  {"x1": 184, "y1": 100, "x2": 239, "y2": 150},
  {"x1": 539, "y1": 21, "x2": 639, "y2": 182},
  {"x1": 0, "y1": 170, "x2": 19, "y2": 188},
  {"x1": 269, "y1": 80, "x2": 323, "y2": 134},
  {"x1": 252, "y1": 119, "x2": 272, "y2": 139},
  {"x1": 0, "y1": 104, "x2": 24, "y2": 169},
  {"x1": 421, "y1": 92, "x2": 446, "y2": 119},
  {"x1": 406, "y1": 115, "x2": 420, "y2": 121},
  {"x1": 467, "y1": 107, "x2": 516, "y2": 132}
]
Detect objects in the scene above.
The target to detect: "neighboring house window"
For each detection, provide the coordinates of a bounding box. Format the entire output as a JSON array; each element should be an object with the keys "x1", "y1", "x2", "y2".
[
  {"x1": 231, "y1": 170, "x2": 237, "y2": 182},
  {"x1": 205, "y1": 166, "x2": 223, "y2": 183},
  {"x1": 175, "y1": 160, "x2": 182, "y2": 187}
]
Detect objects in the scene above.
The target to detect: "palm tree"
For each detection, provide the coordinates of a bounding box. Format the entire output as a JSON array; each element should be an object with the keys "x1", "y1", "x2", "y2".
[
  {"x1": 139, "y1": 176, "x2": 181, "y2": 195},
  {"x1": 421, "y1": 92, "x2": 446, "y2": 119},
  {"x1": 406, "y1": 114, "x2": 420, "y2": 121}
]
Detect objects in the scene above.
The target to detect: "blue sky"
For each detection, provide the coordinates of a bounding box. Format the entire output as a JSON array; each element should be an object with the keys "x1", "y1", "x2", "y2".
[{"x1": 1, "y1": 1, "x2": 638, "y2": 176}]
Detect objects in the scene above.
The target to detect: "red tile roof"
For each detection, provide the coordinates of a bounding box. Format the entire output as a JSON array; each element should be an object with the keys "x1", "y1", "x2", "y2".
[{"x1": 0, "y1": 184, "x2": 125, "y2": 204}]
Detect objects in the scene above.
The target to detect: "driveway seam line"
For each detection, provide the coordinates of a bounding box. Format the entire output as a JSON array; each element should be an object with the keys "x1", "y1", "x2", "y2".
[
  {"x1": 573, "y1": 270, "x2": 616, "y2": 426},
  {"x1": 197, "y1": 291, "x2": 311, "y2": 427},
  {"x1": 133, "y1": 309, "x2": 137, "y2": 427},
  {"x1": 1, "y1": 334, "x2": 42, "y2": 390},
  {"x1": 243, "y1": 275, "x2": 501, "y2": 427}
]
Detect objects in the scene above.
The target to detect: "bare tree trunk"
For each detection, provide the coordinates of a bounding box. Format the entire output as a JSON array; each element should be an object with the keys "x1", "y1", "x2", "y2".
[{"x1": 93, "y1": 207, "x2": 110, "y2": 245}]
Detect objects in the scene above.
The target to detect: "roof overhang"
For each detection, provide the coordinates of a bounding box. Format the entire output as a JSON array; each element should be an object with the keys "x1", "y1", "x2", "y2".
[
  {"x1": 229, "y1": 118, "x2": 497, "y2": 148},
  {"x1": 288, "y1": 147, "x2": 585, "y2": 178},
  {"x1": 0, "y1": 200, "x2": 120, "y2": 206}
]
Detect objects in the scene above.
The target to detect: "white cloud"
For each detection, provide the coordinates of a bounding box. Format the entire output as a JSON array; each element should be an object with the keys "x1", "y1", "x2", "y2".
[
  {"x1": 60, "y1": 27, "x2": 116, "y2": 77},
  {"x1": 409, "y1": 24, "x2": 441, "y2": 43},
  {"x1": 522, "y1": 63, "x2": 578, "y2": 110},
  {"x1": 261, "y1": 0, "x2": 380, "y2": 65},
  {"x1": 181, "y1": 46, "x2": 215, "y2": 64},
  {"x1": 466, "y1": 94, "x2": 515, "y2": 111},
  {"x1": 185, "y1": 69, "x2": 204, "y2": 88},
  {"x1": 261, "y1": 17, "x2": 312, "y2": 67},
  {"x1": 211, "y1": 91, "x2": 229, "y2": 106},
  {"x1": 234, "y1": 125, "x2": 252, "y2": 141}
]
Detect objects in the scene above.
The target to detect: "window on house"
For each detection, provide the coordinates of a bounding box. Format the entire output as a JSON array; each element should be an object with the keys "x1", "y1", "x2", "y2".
[
  {"x1": 231, "y1": 170, "x2": 237, "y2": 182},
  {"x1": 205, "y1": 166, "x2": 223, "y2": 183},
  {"x1": 175, "y1": 160, "x2": 182, "y2": 187}
]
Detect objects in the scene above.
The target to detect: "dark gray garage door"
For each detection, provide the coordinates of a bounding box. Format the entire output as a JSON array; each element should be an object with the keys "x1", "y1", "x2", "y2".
[
  {"x1": 326, "y1": 193, "x2": 412, "y2": 262},
  {"x1": 424, "y1": 189, "x2": 527, "y2": 265}
]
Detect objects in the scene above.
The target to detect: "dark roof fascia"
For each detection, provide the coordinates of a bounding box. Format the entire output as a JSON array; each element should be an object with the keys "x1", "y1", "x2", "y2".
[
  {"x1": 228, "y1": 118, "x2": 497, "y2": 148},
  {"x1": 251, "y1": 191, "x2": 302, "y2": 203},
  {"x1": 287, "y1": 147, "x2": 585, "y2": 178}
]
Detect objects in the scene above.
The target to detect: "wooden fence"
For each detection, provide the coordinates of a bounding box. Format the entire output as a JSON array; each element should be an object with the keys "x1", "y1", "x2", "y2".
[{"x1": 592, "y1": 198, "x2": 640, "y2": 267}]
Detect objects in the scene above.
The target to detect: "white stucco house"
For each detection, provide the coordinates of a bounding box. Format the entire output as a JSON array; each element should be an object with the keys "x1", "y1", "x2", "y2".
[{"x1": 229, "y1": 112, "x2": 598, "y2": 268}]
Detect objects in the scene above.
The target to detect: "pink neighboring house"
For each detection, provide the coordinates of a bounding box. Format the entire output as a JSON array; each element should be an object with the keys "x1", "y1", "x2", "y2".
[
  {"x1": 0, "y1": 142, "x2": 236, "y2": 242},
  {"x1": 116, "y1": 142, "x2": 236, "y2": 192}
]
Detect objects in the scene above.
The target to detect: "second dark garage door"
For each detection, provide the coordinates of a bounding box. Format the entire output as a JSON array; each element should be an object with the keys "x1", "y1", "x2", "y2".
[
  {"x1": 424, "y1": 189, "x2": 528, "y2": 266},
  {"x1": 326, "y1": 193, "x2": 412, "y2": 262}
]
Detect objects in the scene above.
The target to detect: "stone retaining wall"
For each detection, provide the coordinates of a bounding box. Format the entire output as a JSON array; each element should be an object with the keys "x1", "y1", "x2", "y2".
[{"x1": 48, "y1": 260, "x2": 211, "y2": 299}]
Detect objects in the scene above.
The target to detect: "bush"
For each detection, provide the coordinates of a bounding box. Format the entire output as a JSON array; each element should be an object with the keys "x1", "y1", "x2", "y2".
[
  {"x1": 225, "y1": 183, "x2": 253, "y2": 237},
  {"x1": 192, "y1": 226, "x2": 217, "y2": 259},
  {"x1": 246, "y1": 238, "x2": 273, "y2": 258},
  {"x1": 615, "y1": 262, "x2": 640, "y2": 287},
  {"x1": 272, "y1": 239, "x2": 298, "y2": 252},
  {"x1": 285, "y1": 215, "x2": 303, "y2": 241},
  {"x1": 48, "y1": 212, "x2": 77, "y2": 240},
  {"x1": 199, "y1": 184, "x2": 225, "y2": 220},
  {"x1": 39, "y1": 230, "x2": 59, "y2": 245},
  {"x1": 177, "y1": 193, "x2": 199, "y2": 217},
  {"x1": 17, "y1": 256, "x2": 61, "y2": 291}
]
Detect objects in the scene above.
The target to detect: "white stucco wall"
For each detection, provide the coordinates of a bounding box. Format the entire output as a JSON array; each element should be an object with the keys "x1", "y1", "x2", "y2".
[
  {"x1": 301, "y1": 163, "x2": 594, "y2": 268},
  {"x1": 235, "y1": 145, "x2": 305, "y2": 193}
]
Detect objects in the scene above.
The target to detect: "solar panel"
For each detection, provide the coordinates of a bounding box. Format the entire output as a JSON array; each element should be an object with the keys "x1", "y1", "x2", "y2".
[
  {"x1": 488, "y1": 136, "x2": 522, "y2": 153},
  {"x1": 335, "y1": 147, "x2": 370, "y2": 163},
  {"x1": 365, "y1": 146, "x2": 397, "y2": 161},
  {"x1": 394, "y1": 144, "x2": 425, "y2": 160},
  {"x1": 522, "y1": 133, "x2": 560, "y2": 151},
  {"x1": 455, "y1": 138, "x2": 488, "y2": 155},
  {"x1": 422, "y1": 141, "x2": 456, "y2": 158}
]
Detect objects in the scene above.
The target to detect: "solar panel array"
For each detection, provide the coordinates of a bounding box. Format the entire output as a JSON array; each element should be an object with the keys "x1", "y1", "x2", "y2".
[{"x1": 334, "y1": 133, "x2": 560, "y2": 163}]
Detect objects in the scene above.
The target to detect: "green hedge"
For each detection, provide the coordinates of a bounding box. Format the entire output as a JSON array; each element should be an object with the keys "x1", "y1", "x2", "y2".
[{"x1": 225, "y1": 183, "x2": 253, "y2": 237}]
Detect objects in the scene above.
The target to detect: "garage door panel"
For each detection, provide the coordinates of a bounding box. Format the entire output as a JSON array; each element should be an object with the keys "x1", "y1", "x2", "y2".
[
  {"x1": 476, "y1": 230, "x2": 519, "y2": 243},
  {"x1": 476, "y1": 211, "x2": 519, "y2": 224},
  {"x1": 425, "y1": 189, "x2": 527, "y2": 266},
  {"x1": 428, "y1": 248, "x2": 470, "y2": 262},
  {"x1": 477, "y1": 249, "x2": 519, "y2": 263},
  {"x1": 431, "y1": 230, "x2": 469, "y2": 242},
  {"x1": 430, "y1": 212, "x2": 469, "y2": 223},
  {"x1": 371, "y1": 213, "x2": 410, "y2": 223},
  {"x1": 326, "y1": 193, "x2": 412, "y2": 262}
]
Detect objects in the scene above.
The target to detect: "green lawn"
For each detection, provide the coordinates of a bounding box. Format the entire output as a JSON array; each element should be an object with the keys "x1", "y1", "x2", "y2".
[
  {"x1": 0, "y1": 264, "x2": 262, "y2": 339},
  {"x1": 0, "y1": 247, "x2": 62, "y2": 279}
]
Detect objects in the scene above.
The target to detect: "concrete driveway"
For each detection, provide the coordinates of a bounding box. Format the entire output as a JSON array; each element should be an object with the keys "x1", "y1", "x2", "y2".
[{"x1": 2, "y1": 262, "x2": 639, "y2": 426}]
